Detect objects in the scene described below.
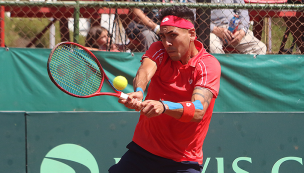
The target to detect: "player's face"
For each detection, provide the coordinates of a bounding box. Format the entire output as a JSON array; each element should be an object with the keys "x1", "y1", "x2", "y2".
[{"x1": 159, "y1": 26, "x2": 191, "y2": 62}]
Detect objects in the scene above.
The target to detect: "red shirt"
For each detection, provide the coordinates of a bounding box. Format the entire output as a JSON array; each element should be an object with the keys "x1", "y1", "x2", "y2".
[{"x1": 132, "y1": 40, "x2": 221, "y2": 165}]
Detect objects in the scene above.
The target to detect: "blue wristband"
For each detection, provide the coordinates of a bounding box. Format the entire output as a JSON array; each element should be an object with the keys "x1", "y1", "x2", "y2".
[
  {"x1": 135, "y1": 87, "x2": 144, "y2": 94},
  {"x1": 161, "y1": 100, "x2": 203, "y2": 110},
  {"x1": 162, "y1": 101, "x2": 183, "y2": 110}
]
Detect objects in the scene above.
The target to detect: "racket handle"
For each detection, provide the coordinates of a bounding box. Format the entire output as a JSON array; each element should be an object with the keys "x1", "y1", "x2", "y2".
[{"x1": 120, "y1": 92, "x2": 129, "y2": 100}]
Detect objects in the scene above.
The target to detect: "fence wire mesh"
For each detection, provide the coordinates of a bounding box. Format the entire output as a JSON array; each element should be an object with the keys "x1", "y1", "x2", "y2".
[{"x1": 0, "y1": 1, "x2": 303, "y2": 54}]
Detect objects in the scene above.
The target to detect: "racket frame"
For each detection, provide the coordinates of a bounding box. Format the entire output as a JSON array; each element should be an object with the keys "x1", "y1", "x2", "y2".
[{"x1": 47, "y1": 42, "x2": 128, "y2": 99}]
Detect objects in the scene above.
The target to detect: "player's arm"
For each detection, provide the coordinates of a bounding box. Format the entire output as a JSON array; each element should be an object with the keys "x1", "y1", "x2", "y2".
[
  {"x1": 133, "y1": 57, "x2": 157, "y2": 94},
  {"x1": 189, "y1": 86, "x2": 213, "y2": 122},
  {"x1": 118, "y1": 58, "x2": 157, "y2": 110},
  {"x1": 140, "y1": 86, "x2": 213, "y2": 123}
]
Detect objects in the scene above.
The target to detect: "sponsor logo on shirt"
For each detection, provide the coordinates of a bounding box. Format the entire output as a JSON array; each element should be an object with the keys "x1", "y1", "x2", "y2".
[{"x1": 189, "y1": 79, "x2": 193, "y2": 84}]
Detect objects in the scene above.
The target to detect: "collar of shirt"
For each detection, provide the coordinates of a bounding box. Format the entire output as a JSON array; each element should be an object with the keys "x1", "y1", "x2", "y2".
[{"x1": 186, "y1": 40, "x2": 205, "y2": 67}]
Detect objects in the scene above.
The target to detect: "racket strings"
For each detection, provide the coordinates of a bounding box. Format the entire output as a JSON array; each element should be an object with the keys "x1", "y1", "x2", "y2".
[{"x1": 49, "y1": 44, "x2": 103, "y2": 96}]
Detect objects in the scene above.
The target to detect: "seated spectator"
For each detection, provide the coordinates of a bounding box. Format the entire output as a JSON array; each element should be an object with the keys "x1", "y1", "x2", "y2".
[
  {"x1": 85, "y1": 26, "x2": 120, "y2": 52},
  {"x1": 118, "y1": 0, "x2": 196, "y2": 52},
  {"x1": 123, "y1": 6, "x2": 160, "y2": 52},
  {"x1": 210, "y1": 0, "x2": 267, "y2": 54}
]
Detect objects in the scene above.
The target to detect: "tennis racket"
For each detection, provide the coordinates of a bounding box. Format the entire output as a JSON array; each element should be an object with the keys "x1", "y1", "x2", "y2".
[{"x1": 47, "y1": 42, "x2": 128, "y2": 99}]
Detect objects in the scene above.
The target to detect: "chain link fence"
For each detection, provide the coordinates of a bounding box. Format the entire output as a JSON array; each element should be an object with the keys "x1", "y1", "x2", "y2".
[{"x1": 0, "y1": 1, "x2": 303, "y2": 54}]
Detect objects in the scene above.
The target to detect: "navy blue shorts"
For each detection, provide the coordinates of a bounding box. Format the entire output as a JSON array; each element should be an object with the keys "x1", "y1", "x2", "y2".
[{"x1": 108, "y1": 141, "x2": 203, "y2": 173}]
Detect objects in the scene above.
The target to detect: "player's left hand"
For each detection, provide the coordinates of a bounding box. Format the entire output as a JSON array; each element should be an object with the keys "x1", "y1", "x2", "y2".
[
  {"x1": 230, "y1": 30, "x2": 246, "y2": 46},
  {"x1": 140, "y1": 100, "x2": 165, "y2": 118}
]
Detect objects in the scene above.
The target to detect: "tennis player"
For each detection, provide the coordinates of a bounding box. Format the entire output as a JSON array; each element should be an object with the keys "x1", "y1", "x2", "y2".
[{"x1": 109, "y1": 5, "x2": 221, "y2": 173}]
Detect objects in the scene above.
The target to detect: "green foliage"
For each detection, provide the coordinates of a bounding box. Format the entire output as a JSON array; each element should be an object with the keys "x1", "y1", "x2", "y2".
[
  {"x1": 4, "y1": 16, "x2": 86, "y2": 48},
  {"x1": 261, "y1": 18, "x2": 298, "y2": 54}
]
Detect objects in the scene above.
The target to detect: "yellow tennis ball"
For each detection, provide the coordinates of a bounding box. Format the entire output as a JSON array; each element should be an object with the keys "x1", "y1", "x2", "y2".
[{"x1": 113, "y1": 76, "x2": 128, "y2": 90}]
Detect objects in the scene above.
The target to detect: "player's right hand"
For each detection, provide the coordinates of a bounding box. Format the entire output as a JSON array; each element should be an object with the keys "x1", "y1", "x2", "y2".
[{"x1": 118, "y1": 92, "x2": 143, "y2": 111}]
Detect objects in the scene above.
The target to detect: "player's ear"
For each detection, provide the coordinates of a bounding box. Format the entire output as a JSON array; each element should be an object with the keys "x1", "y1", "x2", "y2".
[{"x1": 188, "y1": 28, "x2": 196, "y2": 42}]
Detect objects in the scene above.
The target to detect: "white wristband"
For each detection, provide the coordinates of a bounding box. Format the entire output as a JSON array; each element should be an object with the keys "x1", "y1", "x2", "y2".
[{"x1": 153, "y1": 25, "x2": 160, "y2": 34}]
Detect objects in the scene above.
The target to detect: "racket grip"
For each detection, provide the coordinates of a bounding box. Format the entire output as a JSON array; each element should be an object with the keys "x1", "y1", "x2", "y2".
[{"x1": 120, "y1": 92, "x2": 129, "y2": 100}]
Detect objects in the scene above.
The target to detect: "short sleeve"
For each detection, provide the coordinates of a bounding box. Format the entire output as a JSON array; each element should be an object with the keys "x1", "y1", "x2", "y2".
[
  {"x1": 142, "y1": 41, "x2": 166, "y2": 67},
  {"x1": 194, "y1": 56, "x2": 221, "y2": 98}
]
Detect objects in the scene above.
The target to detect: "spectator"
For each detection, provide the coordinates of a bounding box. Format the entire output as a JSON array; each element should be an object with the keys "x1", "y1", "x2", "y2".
[
  {"x1": 210, "y1": 0, "x2": 267, "y2": 54},
  {"x1": 123, "y1": 0, "x2": 195, "y2": 52},
  {"x1": 85, "y1": 25, "x2": 119, "y2": 52},
  {"x1": 123, "y1": 1, "x2": 159, "y2": 52},
  {"x1": 109, "y1": 5, "x2": 221, "y2": 173}
]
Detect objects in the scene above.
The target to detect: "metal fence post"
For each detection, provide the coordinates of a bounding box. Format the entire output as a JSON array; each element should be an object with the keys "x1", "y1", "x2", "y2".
[
  {"x1": 73, "y1": 0, "x2": 80, "y2": 43},
  {"x1": 196, "y1": 0, "x2": 210, "y2": 52},
  {"x1": 0, "y1": 6, "x2": 5, "y2": 47}
]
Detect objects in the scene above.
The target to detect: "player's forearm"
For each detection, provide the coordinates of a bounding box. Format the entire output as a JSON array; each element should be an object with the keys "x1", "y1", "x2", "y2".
[
  {"x1": 164, "y1": 108, "x2": 205, "y2": 123},
  {"x1": 160, "y1": 100, "x2": 205, "y2": 123},
  {"x1": 133, "y1": 70, "x2": 150, "y2": 92},
  {"x1": 160, "y1": 87, "x2": 213, "y2": 122},
  {"x1": 133, "y1": 58, "x2": 157, "y2": 92}
]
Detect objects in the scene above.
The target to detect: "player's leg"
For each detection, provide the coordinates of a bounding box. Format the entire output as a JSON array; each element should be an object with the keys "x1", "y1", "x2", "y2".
[
  {"x1": 109, "y1": 141, "x2": 203, "y2": 173},
  {"x1": 108, "y1": 149, "x2": 149, "y2": 173},
  {"x1": 158, "y1": 160, "x2": 203, "y2": 173},
  {"x1": 108, "y1": 141, "x2": 160, "y2": 173},
  {"x1": 126, "y1": 142, "x2": 203, "y2": 173}
]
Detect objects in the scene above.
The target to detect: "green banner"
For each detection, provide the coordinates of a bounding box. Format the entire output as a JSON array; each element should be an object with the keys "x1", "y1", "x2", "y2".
[
  {"x1": 25, "y1": 112, "x2": 304, "y2": 173},
  {"x1": 26, "y1": 112, "x2": 137, "y2": 173},
  {"x1": 0, "y1": 112, "x2": 26, "y2": 173},
  {"x1": 0, "y1": 48, "x2": 142, "y2": 111},
  {"x1": 0, "y1": 48, "x2": 303, "y2": 111},
  {"x1": 215, "y1": 54, "x2": 304, "y2": 112},
  {"x1": 203, "y1": 112, "x2": 304, "y2": 172}
]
